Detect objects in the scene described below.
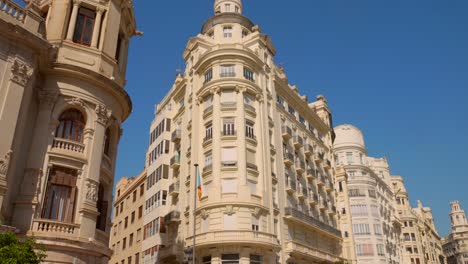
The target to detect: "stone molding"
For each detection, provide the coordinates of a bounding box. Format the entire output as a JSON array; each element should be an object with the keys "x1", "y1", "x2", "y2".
[
  {"x1": 0, "y1": 150, "x2": 12, "y2": 177},
  {"x1": 10, "y1": 59, "x2": 33, "y2": 86}
]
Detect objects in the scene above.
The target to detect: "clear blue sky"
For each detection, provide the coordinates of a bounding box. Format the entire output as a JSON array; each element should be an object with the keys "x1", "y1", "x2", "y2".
[{"x1": 117, "y1": 0, "x2": 468, "y2": 236}]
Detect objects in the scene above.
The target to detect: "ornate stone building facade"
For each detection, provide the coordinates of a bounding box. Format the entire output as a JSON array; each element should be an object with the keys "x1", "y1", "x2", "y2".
[
  {"x1": 333, "y1": 125, "x2": 402, "y2": 264},
  {"x1": 0, "y1": 0, "x2": 138, "y2": 263},
  {"x1": 139, "y1": 0, "x2": 343, "y2": 263},
  {"x1": 443, "y1": 201, "x2": 468, "y2": 264},
  {"x1": 392, "y1": 176, "x2": 445, "y2": 264}
]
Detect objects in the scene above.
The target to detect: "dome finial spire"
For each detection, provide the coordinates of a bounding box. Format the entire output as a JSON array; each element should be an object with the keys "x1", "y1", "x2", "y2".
[{"x1": 214, "y1": 0, "x2": 243, "y2": 15}]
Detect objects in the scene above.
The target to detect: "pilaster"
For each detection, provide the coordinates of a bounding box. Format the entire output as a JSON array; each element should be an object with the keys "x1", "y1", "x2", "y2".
[
  {"x1": 236, "y1": 85, "x2": 247, "y2": 186},
  {"x1": 78, "y1": 103, "x2": 111, "y2": 239}
]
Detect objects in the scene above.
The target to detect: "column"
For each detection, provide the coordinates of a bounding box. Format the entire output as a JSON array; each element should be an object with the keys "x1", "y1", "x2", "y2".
[
  {"x1": 11, "y1": 89, "x2": 58, "y2": 231},
  {"x1": 211, "y1": 87, "x2": 221, "y2": 197},
  {"x1": 78, "y1": 104, "x2": 111, "y2": 239},
  {"x1": 66, "y1": 0, "x2": 81, "y2": 41},
  {"x1": 236, "y1": 86, "x2": 247, "y2": 185},
  {"x1": 91, "y1": 7, "x2": 104, "y2": 48}
]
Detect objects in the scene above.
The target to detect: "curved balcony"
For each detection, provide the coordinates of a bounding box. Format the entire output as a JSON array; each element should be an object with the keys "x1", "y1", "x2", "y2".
[
  {"x1": 186, "y1": 230, "x2": 279, "y2": 249},
  {"x1": 283, "y1": 207, "x2": 341, "y2": 238},
  {"x1": 283, "y1": 152, "x2": 294, "y2": 166},
  {"x1": 295, "y1": 159, "x2": 305, "y2": 174},
  {"x1": 51, "y1": 138, "x2": 85, "y2": 156},
  {"x1": 284, "y1": 240, "x2": 341, "y2": 263},
  {"x1": 304, "y1": 144, "x2": 314, "y2": 156},
  {"x1": 170, "y1": 155, "x2": 180, "y2": 169},
  {"x1": 306, "y1": 169, "x2": 316, "y2": 181},
  {"x1": 285, "y1": 178, "x2": 296, "y2": 194},
  {"x1": 293, "y1": 136, "x2": 303, "y2": 149},
  {"x1": 282, "y1": 126, "x2": 292, "y2": 140}
]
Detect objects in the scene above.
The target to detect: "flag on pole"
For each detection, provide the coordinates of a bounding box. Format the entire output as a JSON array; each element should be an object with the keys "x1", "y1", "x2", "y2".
[{"x1": 197, "y1": 166, "x2": 203, "y2": 201}]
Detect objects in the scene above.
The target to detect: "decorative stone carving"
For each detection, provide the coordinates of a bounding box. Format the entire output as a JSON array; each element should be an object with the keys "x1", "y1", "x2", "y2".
[
  {"x1": 255, "y1": 93, "x2": 264, "y2": 103},
  {"x1": 65, "y1": 97, "x2": 86, "y2": 109},
  {"x1": 38, "y1": 89, "x2": 58, "y2": 110},
  {"x1": 251, "y1": 207, "x2": 262, "y2": 218},
  {"x1": 200, "y1": 209, "x2": 208, "y2": 219},
  {"x1": 95, "y1": 104, "x2": 112, "y2": 125},
  {"x1": 10, "y1": 59, "x2": 33, "y2": 86},
  {"x1": 85, "y1": 179, "x2": 99, "y2": 203},
  {"x1": 236, "y1": 85, "x2": 246, "y2": 94},
  {"x1": 209, "y1": 86, "x2": 221, "y2": 95},
  {"x1": 0, "y1": 150, "x2": 12, "y2": 176},
  {"x1": 225, "y1": 205, "x2": 234, "y2": 215}
]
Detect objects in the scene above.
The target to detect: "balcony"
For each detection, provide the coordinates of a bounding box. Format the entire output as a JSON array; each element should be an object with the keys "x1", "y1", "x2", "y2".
[
  {"x1": 203, "y1": 164, "x2": 213, "y2": 174},
  {"x1": 282, "y1": 126, "x2": 292, "y2": 140},
  {"x1": 295, "y1": 159, "x2": 305, "y2": 173},
  {"x1": 202, "y1": 136, "x2": 212, "y2": 147},
  {"x1": 293, "y1": 136, "x2": 303, "y2": 148},
  {"x1": 328, "y1": 204, "x2": 337, "y2": 215},
  {"x1": 165, "y1": 211, "x2": 181, "y2": 224},
  {"x1": 306, "y1": 169, "x2": 316, "y2": 180},
  {"x1": 169, "y1": 182, "x2": 180, "y2": 197},
  {"x1": 285, "y1": 178, "x2": 297, "y2": 194},
  {"x1": 221, "y1": 130, "x2": 237, "y2": 139},
  {"x1": 309, "y1": 194, "x2": 318, "y2": 206},
  {"x1": 171, "y1": 129, "x2": 181, "y2": 143},
  {"x1": 298, "y1": 187, "x2": 307, "y2": 200},
  {"x1": 324, "y1": 159, "x2": 332, "y2": 170},
  {"x1": 325, "y1": 179, "x2": 333, "y2": 192},
  {"x1": 317, "y1": 175, "x2": 325, "y2": 187},
  {"x1": 245, "y1": 104, "x2": 256, "y2": 115},
  {"x1": 221, "y1": 161, "x2": 237, "y2": 169},
  {"x1": 247, "y1": 163, "x2": 258, "y2": 171},
  {"x1": 283, "y1": 152, "x2": 294, "y2": 166},
  {"x1": 203, "y1": 105, "x2": 213, "y2": 118},
  {"x1": 319, "y1": 200, "x2": 327, "y2": 211},
  {"x1": 271, "y1": 172, "x2": 278, "y2": 182},
  {"x1": 304, "y1": 144, "x2": 314, "y2": 156},
  {"x1": 32, "y1": 219, "x2": 79, "y2": 239},
  {"x1": 186, "y1": 230, "x2": 279, "y2": 248},
  {"x1": 284, "y1": 240, "x2": 340, "y2": 263},
  {"x1": 170, "y1": 155, "x2": 180, "y2": 169},
  {"x1": 315, "y1": 152, "x2": 325, "y2": 164},
  {"x1": 283, "y1": 207, "x2": 341, "y2": 237},
  {"x1": 51, "y1": 138, "x2": 85, "y2": 155},
  {"x1": 221, "y1": 102, "x2": 237, "y2": 111}
]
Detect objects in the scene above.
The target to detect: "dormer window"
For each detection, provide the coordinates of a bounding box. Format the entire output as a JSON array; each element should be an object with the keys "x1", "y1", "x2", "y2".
[
  {"x1": 223, "y1": 26, "x2": 233, "y2": 38},
  {"x1": 73, "y1": 7, "x2": 96, "y2": 46}
]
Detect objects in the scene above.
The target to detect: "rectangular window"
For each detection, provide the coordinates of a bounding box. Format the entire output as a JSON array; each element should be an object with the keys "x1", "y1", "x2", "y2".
[
  {"x1": 222, "y1": 179, "x2": 237, "y2": 193},
  {"x1": 288, "y1": 105, "x2": 295, "y2": 116},
  {"x1": 221, "y1": 254, "x2": 240, "y2": 264},
  {"x1": 223, "y1": 26, "x2": 233, "y2": 38},
  {"x1": 225, "y1": 4, "x2": 231, "y2": 12},
  {"x1": 42, "y1": 167, "x2": 78, "y2": 223},
  {"x1": 205, "y1": 123, "x2": 213, "y2": 140},
  {"x1": 204, "y1": 68, "x2": 213, "y2": 83},
  {"x1": 243, "y1": 67, "x2": 254, "y2": 81},
  {"x1": 205, "y1": 152, "x2": 213, "y2": 167},
  {"x1": 244, "y1": 94, "x2": 254, "y2": 106},
  {"x1": 223, "y1": 119, "x2": 236, "y2": 136},
  {"x1": 250, "y1": 255, "x2": 262, "y2": 264},
  {"x1": 202, "y1": 256, "x2": 212, "y2": 264},
  {"x1": 129, "y1": 233, "x2": 134, "y2": 247},
  {"x1": 135, "y1": 253, "x2": 139, "y2": 264},
  {"x1": 248, "y1": 181, "x2": 257, "y2": 195},
  {"x1": 73, "y1": 7, "x2": 96, "y2": 46},
  {"x1": 205, "y1": 95, "x2": 213, "y2": 109},
  {"x1": 220, "y1": 65, "x2": 236, "y2": 77},
  {"x1": 222, "y1": 148, "x2": 237, "y2": 166},
  {"x1": 352, "y1": 224, "x2": 370, "y2": 235},
  {"x1": 138, "y1": 206, "x2": 143, "y2": 218},
  {"x1": 346, "y1": 152, "x2": 353, "y2": 164},
  {"x1": 131, "y1": 211, "x2": 135, "y2": 223},
  {"x1": 140, "y1": 184, "x2": 144, "y2": 196},
  {"x1": 251, "y1": 216, "x2": 259, "y2": 231},
  {"x1": 299, "y1": 115, "x2": 306, "y2": 126},
  {"x1": 136, "y1": 228, "x2": 142, "y2": 242},
  {"x1": 246, "y1": 121, "x2": 255, "y2": 139},
  {"x1": 276, "y1": 96, "x2": 284, "y2": 108}
]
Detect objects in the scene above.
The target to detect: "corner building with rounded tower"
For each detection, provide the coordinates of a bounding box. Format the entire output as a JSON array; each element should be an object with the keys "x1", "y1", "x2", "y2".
[
  {"x1": 141, "y1": 1, "x2": 344, "y2": 263},
  {"x1": 0, "y1": 0, "x2": 138, "y2": 263}
]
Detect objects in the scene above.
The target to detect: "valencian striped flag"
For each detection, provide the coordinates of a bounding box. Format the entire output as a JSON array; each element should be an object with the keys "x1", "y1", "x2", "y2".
[{"x1": 197, "y1": 166, "x2": 202, "y2": 201}]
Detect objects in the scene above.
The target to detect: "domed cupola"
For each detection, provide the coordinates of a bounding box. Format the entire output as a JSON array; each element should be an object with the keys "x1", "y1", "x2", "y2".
[{"x1": 214, "y1": 0, "x2": 243, "y2": 15}]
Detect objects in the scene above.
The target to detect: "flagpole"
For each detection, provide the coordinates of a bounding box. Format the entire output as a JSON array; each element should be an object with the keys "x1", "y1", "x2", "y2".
[{"x1": 193, "y1": 163, "x2": 199, "y2": 264}]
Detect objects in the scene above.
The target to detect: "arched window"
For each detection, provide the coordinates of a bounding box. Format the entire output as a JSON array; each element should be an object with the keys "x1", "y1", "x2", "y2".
[
  {"x1": 56, "y1": 109, "x2": 85, "y2": 142},
  {"x1": 104, "y1": 128, "x2": 111, "y2": 156}
]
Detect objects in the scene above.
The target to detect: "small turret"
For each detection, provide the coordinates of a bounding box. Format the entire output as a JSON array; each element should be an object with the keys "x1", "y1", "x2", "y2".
[
  {"x1": 450, "y1": 201, "x2": 467, "y2": 229},
  {"x1": 214, "y1": 0, "x2": 243, "y2": 15}
]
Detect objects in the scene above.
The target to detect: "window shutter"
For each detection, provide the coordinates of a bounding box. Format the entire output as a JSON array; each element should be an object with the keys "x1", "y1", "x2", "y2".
[
  {"x1": 221, "y1": 90, "x2": 235, "y2": 103},
  {"x1": 222, "y1": 148, "x2": 237, "y2": 163}
]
